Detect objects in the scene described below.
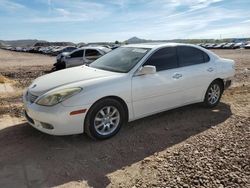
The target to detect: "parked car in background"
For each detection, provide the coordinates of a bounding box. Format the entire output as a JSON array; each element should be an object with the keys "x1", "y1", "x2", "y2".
[
  {"x1": 244, "y1": 43, "x2": 250, "y2": 49},
  {"x1": 110, "y1": 45, "x2": 120, "y2": 50},
  {"x1": 38, "y1": 46, "x2": 50, "y2": 54},
  {"x1": 53, "y1": 46, "x2": 111, "y2": 70},
  {"x1": 51, "y1": 46, "x2": 77, "y2": 56},
  {"x1": 56, "y1": 51, "x2": 71, "y2": 65},
  {"x1": 222, "y1": 43, "x2": 234, "y2": 49},
  {"x1": 15, "y1": 47, "x2": 23, "y2": 52},
  {"x1": 5, "y1": 46, "x2": 12, "y2": 50},
  {"x1": 206, "y1": 43, "x2": 216, "y2": 49},
  {"x1": 24, "y1": 43, "x2": 235, "y2": 139},
  {"x1": 29, "y1": 46, "x2": 41, "y2": 53},
  {"x1": 232, "y1": 42, "x2": 243, "y2": 49},
  {"x1": 213, "y1": 43, "x2": 226, "y2": 49}
]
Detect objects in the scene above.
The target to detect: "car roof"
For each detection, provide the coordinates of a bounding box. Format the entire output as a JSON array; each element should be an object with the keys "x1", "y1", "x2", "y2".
[
  {"x1": 79, "y1": 46, "x2": 108, "y2": 50},
  {"x1": 124, "y1": 42, "x2": 220, "y2": 59},
  {"x1": 68, "y1": 46, "x2": 110, "y2": 54},
  {"x1": 123, "y1": 42, "x2": 201, "y2": 49}
]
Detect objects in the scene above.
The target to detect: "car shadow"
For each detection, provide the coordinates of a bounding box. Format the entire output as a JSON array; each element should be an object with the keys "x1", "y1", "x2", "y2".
[{"x1": 0, "y1": 102, "x2": 232, "y2": 188}]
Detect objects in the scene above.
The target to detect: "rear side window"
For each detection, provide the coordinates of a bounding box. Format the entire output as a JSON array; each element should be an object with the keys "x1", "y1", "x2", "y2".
[
  {"x1": 177, "y1": 46, "x2": 210, "y2": 67},
  {"x1": 85, "y1": 49, "x2": 101, "y2": 57},
  {"x1": 144, "y1": 47, "x2": 178, "y2": 71},
  {"x1": 71, "y1": 50, "x2": 84, "y2": 58}
]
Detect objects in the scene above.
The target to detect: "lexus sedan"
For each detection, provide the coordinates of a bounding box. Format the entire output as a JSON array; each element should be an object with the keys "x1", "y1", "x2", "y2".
[{"x1": 23, "y1": 43, "x2": 235, "y2": 139}]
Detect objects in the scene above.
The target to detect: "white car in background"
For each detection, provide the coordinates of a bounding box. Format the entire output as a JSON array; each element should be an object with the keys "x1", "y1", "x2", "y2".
[
  {"x1": 54, "y1": 46, "x2": 111, "y2": 70},
  {"x1": 23, "y1": 43, "x2": 235, "y2": 140}
]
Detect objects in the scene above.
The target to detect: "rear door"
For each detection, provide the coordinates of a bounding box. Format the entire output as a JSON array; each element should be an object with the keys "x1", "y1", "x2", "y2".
[
  {"x1": 84, "y1": 49, "x2": 102, "y2": 64},
  {"x1": 175, "y1": 46, "x2": 216, "y2": 103}
]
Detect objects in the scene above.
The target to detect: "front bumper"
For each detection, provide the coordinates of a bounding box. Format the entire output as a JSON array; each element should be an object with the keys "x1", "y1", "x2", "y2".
[
  {"x1": 53, "y1": 61, "x2": 66, "y2": 70},
  {"x1": 224, "y1": 79, "x2": 232, "y2": 89},
  {"x1": 23, "y1": 97, "x2": 90, "y2": 135}
]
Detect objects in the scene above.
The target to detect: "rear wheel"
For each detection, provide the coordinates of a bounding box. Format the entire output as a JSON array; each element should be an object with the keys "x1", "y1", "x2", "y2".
[
  {"x1": 85, "y1": 98, "x2": 126, "y2": 140},
  {"x1": 204, "y1": 80, "x2": 223, "y2": 107}
]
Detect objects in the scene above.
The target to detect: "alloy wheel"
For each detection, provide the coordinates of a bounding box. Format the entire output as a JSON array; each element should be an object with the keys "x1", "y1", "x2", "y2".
[
  {"x1": 94, "y1": 106, "x2": 120, "y2": 136},
  {"x1": 208, "y1": 84, "x2": 221, "y2": 105}
]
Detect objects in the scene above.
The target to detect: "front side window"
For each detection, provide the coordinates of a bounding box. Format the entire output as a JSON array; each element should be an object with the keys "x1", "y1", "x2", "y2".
[
  {"x1": 177, "y1": 46, "x2": 210, "y2": 67},
  {"x1": 90, "y1": 47, "x2": 150, "y2": 73},
  {"x1": 144, "y1": 47, "x2": 178, "y2": 71}
]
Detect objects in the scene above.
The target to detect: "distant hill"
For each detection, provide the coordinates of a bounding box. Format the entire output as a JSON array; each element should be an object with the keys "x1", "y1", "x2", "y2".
[
  {"x1": 0, "y1": 39, "x2": 76, "y2": 47},
  {"x1": 123, "y1": 36, "x2": 208, "y2": 44},
  {"x1": 124, "y1": 37, "x2": 148, "y2": 44},
  {"x1": 124, "y1": 37, "x2": 250, "y2": 44},
  {"x1": 0, "y1": 39, "x2": 47, "y2": 47}
]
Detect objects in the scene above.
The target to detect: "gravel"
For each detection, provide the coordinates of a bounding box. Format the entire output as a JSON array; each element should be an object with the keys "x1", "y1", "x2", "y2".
[{"x1": 109, "y1": 115, "x2": 249, "y2": 188}]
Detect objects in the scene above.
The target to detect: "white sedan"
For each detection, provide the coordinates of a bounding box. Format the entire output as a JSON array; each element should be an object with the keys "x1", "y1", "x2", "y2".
[
  {"x1": 54, "y1": 46, "x2": 111, "y2": 70},
  {"x1": 63, "y1": 46, "x2": 111, "y2": 68},
  {"x1": 23, "y1": 43, "x2": 235, "y2": 139}
]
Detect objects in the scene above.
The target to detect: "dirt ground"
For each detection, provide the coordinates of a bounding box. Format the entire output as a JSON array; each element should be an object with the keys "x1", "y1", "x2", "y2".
[{"x1": 0, "y1": 48, "x2": 249, "y2": 188}]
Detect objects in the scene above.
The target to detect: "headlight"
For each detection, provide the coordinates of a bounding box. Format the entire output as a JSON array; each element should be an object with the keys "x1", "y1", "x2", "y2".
[{"x1": 36, "y1": 87, "x2": 82, "y2": 106}]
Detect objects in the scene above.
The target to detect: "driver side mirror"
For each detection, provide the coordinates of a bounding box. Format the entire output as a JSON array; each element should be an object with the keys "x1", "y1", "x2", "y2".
[{"x1": 136, "y1": 65, "x2": 156, "y2": 76}]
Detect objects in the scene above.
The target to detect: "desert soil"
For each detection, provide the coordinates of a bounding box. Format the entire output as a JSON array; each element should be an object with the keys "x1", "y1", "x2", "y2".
[{"x1": 0, "y1": 48, "x2": 249, "y2": 188}]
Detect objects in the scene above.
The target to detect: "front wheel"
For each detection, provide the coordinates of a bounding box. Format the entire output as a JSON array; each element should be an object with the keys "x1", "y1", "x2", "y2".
[
  {"x1": 203, "y1": 80, "x2": 223, "y2": 107},
  {"x1": 84, "y1": 98, "x2": 126, "y2": 140},
  {"x1": 57, "y1": 61, "x2": 66, "y2": 70}
]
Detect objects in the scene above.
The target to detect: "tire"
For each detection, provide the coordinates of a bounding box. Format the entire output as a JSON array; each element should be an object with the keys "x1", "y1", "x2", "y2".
[
  {"x1": 203, "y1": 80, "x2": 223, "y2": 108},
  {"x1": 55, "y1": 61, "x2": 65, "y2": 70},
  {"x1": 85, "y1": 98, "x2": 126, "y2": 140}
]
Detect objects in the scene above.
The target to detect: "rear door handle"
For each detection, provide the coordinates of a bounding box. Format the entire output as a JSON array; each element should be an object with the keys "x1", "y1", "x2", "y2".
[
  {"x1": 172, "y1": 73, "x2": 182, "y2": 79},
  {"x1": 207, "y1": 67, "x2": 214, "y2": 72}
]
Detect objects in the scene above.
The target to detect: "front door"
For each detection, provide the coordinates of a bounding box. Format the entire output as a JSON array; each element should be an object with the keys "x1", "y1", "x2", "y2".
[
  {"x1": 132, "y1": 47, "x2": 185, "y2": 119},
  {"x1": 66, "y1": 49, "x2": 84, "y2": 67}
]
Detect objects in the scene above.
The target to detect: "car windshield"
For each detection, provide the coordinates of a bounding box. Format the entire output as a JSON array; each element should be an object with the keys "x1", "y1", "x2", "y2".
[{"x1": 89, "y1": 47, "x2": 150, "y2": 73}]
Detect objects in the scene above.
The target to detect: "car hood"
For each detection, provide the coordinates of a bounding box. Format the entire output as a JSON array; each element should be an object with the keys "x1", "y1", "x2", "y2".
[
  {"x1": 28, "y1": 66, "x2": 121, "y2": 96},
  {"x1": 57, "y1": 52, "x2": 69, "y2": 59}
]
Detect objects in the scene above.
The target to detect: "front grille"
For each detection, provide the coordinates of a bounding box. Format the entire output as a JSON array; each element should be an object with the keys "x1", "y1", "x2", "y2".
[{"x1": 26, "y1": 91, "x2": 38, "y2": 103}]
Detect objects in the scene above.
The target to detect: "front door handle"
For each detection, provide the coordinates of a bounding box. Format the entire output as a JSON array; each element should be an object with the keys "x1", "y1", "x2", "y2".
[
  {"x1": 207, "y1": 67, "x2": 214, "y2": 72},
  {"x1": 172, "y1": 73, "x2": 182, "y2": 79}
]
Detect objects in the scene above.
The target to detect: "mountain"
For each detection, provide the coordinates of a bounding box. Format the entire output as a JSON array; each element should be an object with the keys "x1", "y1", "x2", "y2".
[
  {"x1": 0, "y1": 39, "x2": 47, "y2": 47},
  {"x1": 0, "y1": 39, "x2": 76, "y2": 47},
  {"x1": 124, "y1": 37, "x2": 148, "y2": 44},
  {"x1": 33, "y1": 41, "x2": 75, "y2": 47}
]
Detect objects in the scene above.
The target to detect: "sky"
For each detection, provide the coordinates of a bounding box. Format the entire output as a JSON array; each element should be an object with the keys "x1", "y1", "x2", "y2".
[{"x1": 0, "y1": 0, "x2": 250, "y2": 42}]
